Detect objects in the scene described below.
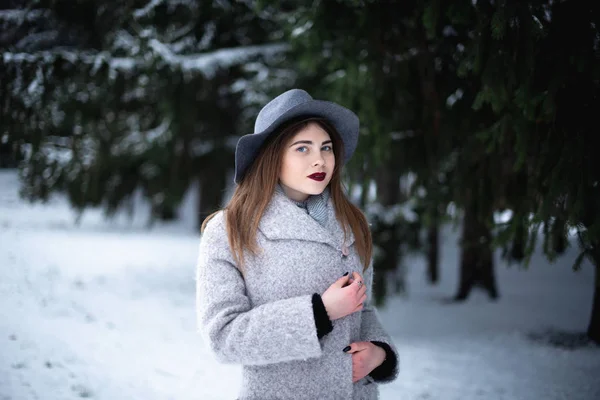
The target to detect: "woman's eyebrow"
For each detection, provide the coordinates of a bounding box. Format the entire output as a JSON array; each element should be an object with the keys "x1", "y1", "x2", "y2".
[{"x1": 289, "y1": 139, "x2": 332, "y2": 147}]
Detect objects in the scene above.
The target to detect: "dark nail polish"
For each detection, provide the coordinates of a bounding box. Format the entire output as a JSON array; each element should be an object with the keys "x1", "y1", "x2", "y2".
[
  {"x1": 343, "y1": 272, "x2": 349, "y2": 276},
  {"x1": 343, "y1": 346, "x2": 351, "y2": 352}
]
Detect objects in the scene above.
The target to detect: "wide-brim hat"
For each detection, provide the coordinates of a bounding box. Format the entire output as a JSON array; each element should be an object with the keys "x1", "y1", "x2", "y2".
[{"x1": 234, "y1": 89, "x2": 359, "y2": 183}]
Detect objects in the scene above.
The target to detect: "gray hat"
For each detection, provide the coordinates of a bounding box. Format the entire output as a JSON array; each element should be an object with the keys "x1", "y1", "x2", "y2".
[{"x1": 234, "y1": 89, "x2": 359, "y2": 183}]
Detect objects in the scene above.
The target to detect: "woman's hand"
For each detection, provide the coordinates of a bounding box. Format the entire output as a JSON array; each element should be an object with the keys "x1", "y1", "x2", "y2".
[
  {"x1": 321, "y1": 272, "x2": 367, "y2": 321},
  {"x1": 344, "y1": 341, "x2": 386, "y2": 383}
]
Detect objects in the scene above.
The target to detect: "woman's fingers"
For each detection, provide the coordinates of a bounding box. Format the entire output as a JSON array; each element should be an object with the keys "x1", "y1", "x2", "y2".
[
  {"x1": 357, "y1": 284, "x2": 367, "y2": 297},
  {"x1": 343, "y1": 272, "x2": 367, "y2": 306},
  {"x1": 344, "y1": 278, "x2": 361, "y2": 292},
  {"x1": 352, "y1": 273, "x2": 365, "y2": 291}
]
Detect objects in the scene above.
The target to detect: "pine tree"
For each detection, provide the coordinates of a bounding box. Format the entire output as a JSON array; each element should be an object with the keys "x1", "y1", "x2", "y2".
[
  {"x1": 262, "y1": 0, "x2": 476, "y2": 303},
  {"x1": 262, "y1": 0, "x2": 600, "y2": 343},
  {"x1": 467, "y1": 0, "x2": 600, "y2": 341},
  {"x1": 1, "y1": 0, "x2": 282, "y2": 227}
]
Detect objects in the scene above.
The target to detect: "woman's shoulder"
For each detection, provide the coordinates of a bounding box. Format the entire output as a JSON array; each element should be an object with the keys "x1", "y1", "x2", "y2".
[{"x1": 200, "y1": 210, "x2": 227, "y2": 244}]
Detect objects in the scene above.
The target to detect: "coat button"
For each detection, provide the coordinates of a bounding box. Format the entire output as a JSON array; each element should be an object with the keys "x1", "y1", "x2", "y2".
[{"x1": 341, "y1": 245, "x2": 349, "y2": 257}]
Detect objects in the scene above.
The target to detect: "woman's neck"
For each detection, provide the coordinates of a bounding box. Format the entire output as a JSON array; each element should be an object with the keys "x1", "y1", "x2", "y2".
[{"x1": 277, "y1": 183, "x2": 310, "y2": 202}]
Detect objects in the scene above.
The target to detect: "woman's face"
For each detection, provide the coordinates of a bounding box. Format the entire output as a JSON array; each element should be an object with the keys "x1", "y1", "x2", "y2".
[{"x1": 279, "y1": 122, "x2": 335, "y2": 202}]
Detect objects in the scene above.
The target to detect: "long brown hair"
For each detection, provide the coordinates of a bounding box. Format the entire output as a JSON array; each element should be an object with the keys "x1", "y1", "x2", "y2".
[{"x1": 201, "y1": 117, "x2": 372, "y2": 272}]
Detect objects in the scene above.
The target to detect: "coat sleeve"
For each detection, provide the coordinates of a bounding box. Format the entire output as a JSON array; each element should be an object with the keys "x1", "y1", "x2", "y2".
[
  {"x1": 195, "y1": 213, "x2": 323, "y2": 366},
  {"x1": 359, "y1": 261, "x2": 400, "y2": 382}
]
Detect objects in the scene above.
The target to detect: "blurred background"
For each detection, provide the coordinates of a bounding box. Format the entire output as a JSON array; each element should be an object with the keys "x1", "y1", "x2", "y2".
[{"x1": 1, "y1": 1, "x2": 599, "y2": 399}]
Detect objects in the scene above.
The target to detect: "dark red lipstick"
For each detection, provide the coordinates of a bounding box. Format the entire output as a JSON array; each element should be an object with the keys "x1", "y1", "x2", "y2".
[{"x1": 308, "y1": 173, "x2": 326, "y2": 181}]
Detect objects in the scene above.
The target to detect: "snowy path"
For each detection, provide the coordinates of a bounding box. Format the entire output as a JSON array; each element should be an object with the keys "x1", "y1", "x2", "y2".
[{"x1": 1, "y1": 170, "x2": 598, "y2": 400}]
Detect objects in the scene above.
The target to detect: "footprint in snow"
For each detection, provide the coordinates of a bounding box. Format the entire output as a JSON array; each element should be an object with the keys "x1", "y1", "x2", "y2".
[{"x1": 71, "y1": 384, "x2": 93, "y2": 398}]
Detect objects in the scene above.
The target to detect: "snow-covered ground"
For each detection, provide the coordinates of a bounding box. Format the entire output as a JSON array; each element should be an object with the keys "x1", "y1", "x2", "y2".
[{"x1": 1, "y1": 169, "x2": 598, "y2": 400}]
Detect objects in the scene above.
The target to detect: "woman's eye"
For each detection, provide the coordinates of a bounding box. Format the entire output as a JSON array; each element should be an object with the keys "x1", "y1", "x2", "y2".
[
  {"x1": 322, "y1": 145, "x2": 332, "y2": 152},
  {"x1": 296, "y1": 146, "x2": 308, "y2": 153}
]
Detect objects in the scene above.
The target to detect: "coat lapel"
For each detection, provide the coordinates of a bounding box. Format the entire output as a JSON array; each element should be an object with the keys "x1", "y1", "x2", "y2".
[{"x1": 259, "y1": 190, "x2": 356, "y2": 250}]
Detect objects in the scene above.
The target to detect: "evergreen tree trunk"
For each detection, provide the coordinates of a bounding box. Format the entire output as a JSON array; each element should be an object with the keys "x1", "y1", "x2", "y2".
[
  {"x1": 426, "y1": 210, "x2": 440, "y2": 284},
  {"x1": 510, "y1": 218, "x2": 526, "y2": 262},
  {"x1": 455, "y1": 207, "x2": 499, "y2": 301},
  {"x1": 197, "y1": 165, "x2": 227, "y2": 229},
  {"x1": 372, "y1": 160, "x2": 402, "y2": 305},
  {"x1": 588, "y1": 243, "x2": 600, "y2": 343},
  {"x1": 0, "y1": 139, "x2": 19, "y2": 168},
  {"x1": 360, "y1": 177, "x2": 369, "y2": 208},
  {"x1": 416, "y1": 25, "x2": 442, "y2": 286}
]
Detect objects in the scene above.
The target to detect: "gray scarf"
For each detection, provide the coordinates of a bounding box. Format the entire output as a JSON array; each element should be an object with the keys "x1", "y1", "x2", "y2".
[{"x1": 275, "y1": 184, "x2": 330, "y2": 227}]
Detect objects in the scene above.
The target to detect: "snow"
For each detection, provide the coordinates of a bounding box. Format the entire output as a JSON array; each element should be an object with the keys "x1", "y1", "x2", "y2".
[
  {"x1": 2, "y1": 44, "x2": 288, "y2": 77},
  {"x1": 133, "y1": 0, "x2": 165, "y2": 19},
  {"x1": 150, "y1": 42, "x2": 288, "y2": 78},
  {"x1": 40, "y1": 138, "x2": 72, "y2": 166},
  {"x1": 0, "y1": 9, "x2": 51, "y2": 23},
  {"x1": 446, "y1": 88, "x2": 464, "y2": 107},
  {"x1": 198, "y1": 22, "x2": 216, "y2": 51},
  {"x1": 291, "y1": 21, "x2": 313, "y2": 38},
  {"x1": 1, "y1": 168, "x2": 599, "y2": 400},
  {"x1": 443, "y1": 26, "x2": 458, "y2": 37},
  {"x1": 494, "y1": 209, "x2": 513, "y2": 224},
  {"x1": 14, "y1": 30, "x2": 60, "y2": 51},
  {"x1": 365, "y1": 202, "x2": 418, "y2": 224},
  {"x1": 113, "y1": 118, "x2": 172, "y2": 157}
]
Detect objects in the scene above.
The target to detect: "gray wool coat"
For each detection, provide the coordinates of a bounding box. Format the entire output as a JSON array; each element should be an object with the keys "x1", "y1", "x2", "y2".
[{"x1": 196, "y1": 190, "x2": 399, "y2": 400}]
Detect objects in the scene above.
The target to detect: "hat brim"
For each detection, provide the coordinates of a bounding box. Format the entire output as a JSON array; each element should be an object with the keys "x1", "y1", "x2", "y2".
[{"x1": 234, "y1": 100, "x2": 359, "y2": 183}]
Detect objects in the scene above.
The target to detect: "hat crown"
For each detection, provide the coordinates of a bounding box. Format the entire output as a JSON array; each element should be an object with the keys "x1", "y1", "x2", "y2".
[{"x1": 254, "y1": 89, "x2": 313, "y2": 133}]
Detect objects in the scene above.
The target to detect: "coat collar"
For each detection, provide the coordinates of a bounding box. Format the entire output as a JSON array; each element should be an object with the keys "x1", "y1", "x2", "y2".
[{"x1": 258, "y1": 190, "x2": 355, "y2": 250}]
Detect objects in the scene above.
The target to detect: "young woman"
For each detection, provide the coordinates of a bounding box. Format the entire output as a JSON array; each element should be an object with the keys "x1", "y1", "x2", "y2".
[{"x1": 196, "y1": 89, "x2": 399, "y2": 399}]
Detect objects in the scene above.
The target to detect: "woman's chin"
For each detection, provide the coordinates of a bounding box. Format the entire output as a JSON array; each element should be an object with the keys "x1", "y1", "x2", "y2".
[
  {"x1": 303, "y1": 181, "x2": 329, "y2": 195},
  {"x1": 280, "y1": 179, "x2": 330, "y2": 200}
]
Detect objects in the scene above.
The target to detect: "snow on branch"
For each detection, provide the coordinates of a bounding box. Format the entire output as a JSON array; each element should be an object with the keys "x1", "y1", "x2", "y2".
[
  {"x1": 148, "y1": 41, "x2": 288, "y2": 77},
  {"x1": 365, "y1": 201, "x2": 419, "y2": 224},
  {"x1": 133, "y1": 0, "x2": 165, "y2": 19},
  {"x1": 3, "y1": 43, "x2": 288, "y2": 77},
  {"x1": 115, "y1": 117, "x2": 172, "y2": 156},
  {"x1": 15, "y1": 30, "x2": 60, "y2": 50},
  {"x1": 0, "y1": 9, "x2": 52, "y2": 23}
]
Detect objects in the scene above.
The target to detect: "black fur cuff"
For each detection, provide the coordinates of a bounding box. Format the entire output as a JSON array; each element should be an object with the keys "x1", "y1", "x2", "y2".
[
  {"x1": 369, "y1": 341, "x2": 398, "y2": 382},
  {"x1": 311, "y1": 293, "x2": 333, "y2": 339}
]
